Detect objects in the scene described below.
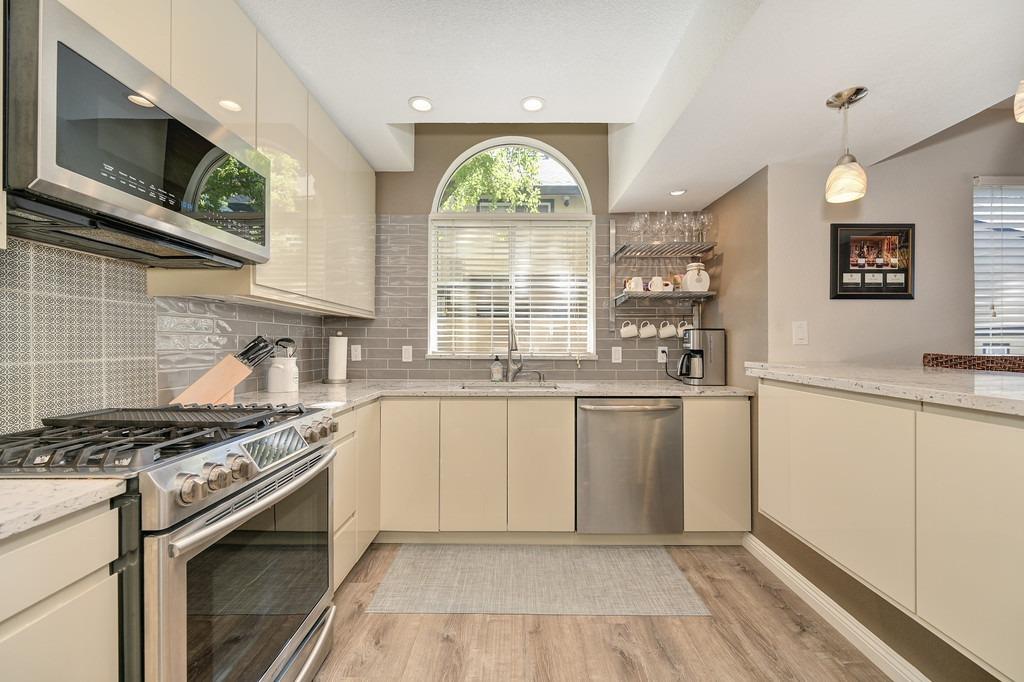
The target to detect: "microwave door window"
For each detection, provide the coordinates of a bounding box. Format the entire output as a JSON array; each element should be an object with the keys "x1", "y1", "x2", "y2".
[{"x1": 54, "y1": 42, "x2": 265, "y2": 246}]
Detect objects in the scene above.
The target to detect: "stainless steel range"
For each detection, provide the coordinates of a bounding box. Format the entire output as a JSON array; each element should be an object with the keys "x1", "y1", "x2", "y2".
[{"x1": 0, "y1": 404, "x2": 340, "y2": 682}]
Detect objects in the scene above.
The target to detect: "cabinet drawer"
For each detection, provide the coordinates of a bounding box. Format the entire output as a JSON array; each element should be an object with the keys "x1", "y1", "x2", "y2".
[
  {"x1": 332, "y1": 514, "x2": 358, "y2": 591},
  {"x1": 332, "y1": 434, "x2": 358, "y2": 531},
  {"x1": 332, "y1": 408, "x2": 356, "y2": 439},
  {"x1": 0, "y1": 505, "x2": 118, "y2": 622}
]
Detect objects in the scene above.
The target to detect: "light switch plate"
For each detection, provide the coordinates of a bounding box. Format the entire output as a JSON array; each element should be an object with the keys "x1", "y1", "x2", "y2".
[
  {"x1": 402, "y1": 345, "x2": 413, "y2": 362},
  {"x1": 792, "y1": 321, "x2": 809, "y2": 345},
  {"x1": 611, "y1": 346, "x2": 622, "y2": 364},
  {"x1": 350, "y1": 344, "x2": 362, "y2": 362},
  {"x1": 657, "y1": 346, "x2": 669, "y2": 363}
]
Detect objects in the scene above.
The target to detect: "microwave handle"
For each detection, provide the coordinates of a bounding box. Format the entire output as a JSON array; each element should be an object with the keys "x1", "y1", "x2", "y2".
[{"x1": 167, "y1": 447, "x2": 336, "y2": 559}]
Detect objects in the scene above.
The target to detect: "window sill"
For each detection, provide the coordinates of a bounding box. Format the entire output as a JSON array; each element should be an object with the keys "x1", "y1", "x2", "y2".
[{"x1": 426, "y1": 353, "x2": 599, "y2": 362}]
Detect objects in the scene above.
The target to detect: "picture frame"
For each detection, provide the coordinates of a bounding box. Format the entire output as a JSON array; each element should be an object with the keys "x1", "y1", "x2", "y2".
[{"x1": 830, "y1": 223, "x2": 914, "y2": 299}]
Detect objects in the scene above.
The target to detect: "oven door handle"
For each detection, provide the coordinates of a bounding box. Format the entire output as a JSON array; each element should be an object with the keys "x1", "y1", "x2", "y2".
[{"x1": 167, "y1": 447, "x2": 336, "y2": 559}]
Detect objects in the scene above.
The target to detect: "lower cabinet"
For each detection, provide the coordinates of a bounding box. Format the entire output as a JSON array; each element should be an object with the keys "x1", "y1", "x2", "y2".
[
  {"x1": 380, "y1": 398, "x2": 440, "y2": 531},
  {"x1": 507, "y1": 398, "x2": 575, "y2": 532},
  {"x1": 758, "y1": 381, "x2": 917, "y2": 610},
  {"x1": 355, "y1": 401, "x2": 381, "y2": 554},
  {"x1": 332, "y1": 514, "x2": 359, "y2": 592},
  {"x1": 916, "y1": 407, "x2": 1024, "y2": 681},
  {"x1": 332, "y1": 433, "x2": 357, "y2": 531},
  {"x1": 440, "y1": 398, "x2": 508, "y2": 531},
  {"x1": 682, "y1": 397, "x2": 751, "y2": 532}
]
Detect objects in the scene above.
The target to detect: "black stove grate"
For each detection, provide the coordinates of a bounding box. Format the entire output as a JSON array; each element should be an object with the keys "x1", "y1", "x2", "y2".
[{"x1": 41, "y1": 403, "x2": 307, "y2": 429}]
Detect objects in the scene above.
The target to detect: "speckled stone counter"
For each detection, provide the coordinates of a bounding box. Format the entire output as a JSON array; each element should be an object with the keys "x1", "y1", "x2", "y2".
[
  {"x1": 237, "y1": 380, "x2": 753, "y2": 413},
  {"x1": 0, "y1": 479, "x2": 126, "y2": 541},
  {"x1": 746, "y1": 361, "x2": 1024, "y2": 417}
]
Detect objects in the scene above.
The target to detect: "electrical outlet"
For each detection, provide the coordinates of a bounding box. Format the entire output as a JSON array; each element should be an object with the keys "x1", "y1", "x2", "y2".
[
  {"x1": 657, "y1": 346, "x2": 669, "y2": 364},
  {"x1": 402, "y1": 345, "x2": 413, "y2": 362},
  {"x1": 792, "y1": 321, "x2": 809, "y2": 345},
  {"x1": 350, "y1": 344, "x2": 362, "y2": 362},
  {"x1": 611, "y1": 346, "x2": 622, "y2": 364}
]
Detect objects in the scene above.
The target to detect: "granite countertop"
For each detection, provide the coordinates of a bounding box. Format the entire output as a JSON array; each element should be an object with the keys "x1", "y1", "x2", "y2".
[
  {"x1": 0, "y1": 479, "x2": 126, "y2": 542},
  {"x1": 237, "y1": 379, "x2": 753, "y2": 412},
  {"x1": 746, "y1": 361, "x2": 1024, "y2": 417}
]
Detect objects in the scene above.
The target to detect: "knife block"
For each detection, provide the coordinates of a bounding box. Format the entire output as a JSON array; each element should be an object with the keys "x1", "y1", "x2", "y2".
[{"x1": 171, "y1": 356, "x2": 252, "y2": 406}]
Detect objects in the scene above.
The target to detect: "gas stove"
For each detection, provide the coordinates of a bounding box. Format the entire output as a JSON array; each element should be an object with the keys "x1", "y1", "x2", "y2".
[{"x1": 0, "y1": 403, "x2": 339, "y2": 530}]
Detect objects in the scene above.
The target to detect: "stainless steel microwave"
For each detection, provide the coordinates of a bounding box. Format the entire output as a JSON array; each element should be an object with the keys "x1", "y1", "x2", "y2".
[{"x1": 4, "y1": 0, "x2": 270, "y2": 267}]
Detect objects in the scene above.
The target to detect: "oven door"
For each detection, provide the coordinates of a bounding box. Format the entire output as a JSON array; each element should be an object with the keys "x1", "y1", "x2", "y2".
[{"x1": 144, "y1": 447, "x2": 335, "y2": 682}]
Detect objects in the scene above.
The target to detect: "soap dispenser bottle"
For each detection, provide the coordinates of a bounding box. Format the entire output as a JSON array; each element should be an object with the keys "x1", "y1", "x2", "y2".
[{"x1": 490, "y1": 355, "x2": 503, "y2": 382}]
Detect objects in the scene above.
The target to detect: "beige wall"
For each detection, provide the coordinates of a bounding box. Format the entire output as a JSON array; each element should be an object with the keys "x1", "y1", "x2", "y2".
[
  {"x1": 376, "y1": 123, "x2": 609, "y2": 215},
  {"x1": 767, "y1": 108, "x2": 1024, "y2": 364}
]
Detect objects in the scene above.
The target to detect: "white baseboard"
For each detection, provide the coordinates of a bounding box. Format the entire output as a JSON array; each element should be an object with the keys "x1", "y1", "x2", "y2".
[{"x1": 741, "y1": 534, "x2": 928, "y2": 682}]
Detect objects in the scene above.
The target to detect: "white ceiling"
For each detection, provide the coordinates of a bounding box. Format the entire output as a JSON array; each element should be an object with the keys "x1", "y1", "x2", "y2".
[{"x1": 238, "y1": 0, "x2": 702, "y2": 170}]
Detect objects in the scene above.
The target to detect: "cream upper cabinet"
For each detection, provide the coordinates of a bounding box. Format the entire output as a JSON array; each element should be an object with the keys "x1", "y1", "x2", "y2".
[
  {"x1": 355, "y1": 401, "x2": 381, "y2": 553},
  {"x1": 347, "y1": 152, "x2": 376, "y2": 313},
  {"x1": 757, "y1": 381, "x2": 917, "y2": 610},
  {"x1": 305, "y1": 99, "x2": 337, "y2": 303},
  {"x1": 682, "y1": 397, "x2": 751, "y2": 532},
  {"x1": 916, "y1": 407, "x2": 1024, "y2": 681},
  {"x1": 253, "y1": 34, "x2": 307, "y2": 296},
  {"x1": 507, "y1": 398, "x2": 574, "y2": 532},
  {"x1": 170, "y1": 0, "x2": 257, "y2": 146},
  {"x1": 440, "y1": 398, "x2": 507, "y2": 531},
  {"x1": 59, "y1": 0, "x2": 172, "y2": 81},
  {"x1": 380, "y1": 398, "x2": 440, "y2": 532}
]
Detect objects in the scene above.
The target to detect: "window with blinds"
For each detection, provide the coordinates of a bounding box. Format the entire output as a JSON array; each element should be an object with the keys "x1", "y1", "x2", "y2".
[
  {"x1": 973, "y1": 180, "x2": 1024, "y2": 354},
  {"x1": 429, "y1": 217, "x2": 595, "y2": 357}
]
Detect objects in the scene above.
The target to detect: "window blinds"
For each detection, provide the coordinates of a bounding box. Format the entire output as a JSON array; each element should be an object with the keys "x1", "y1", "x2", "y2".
[
  {"x1": 429, "y1": 218, "x2": 594, "y2": 357},
  {"x1": 973, "y1": 181, "x2": 1024, "y2": 354}
]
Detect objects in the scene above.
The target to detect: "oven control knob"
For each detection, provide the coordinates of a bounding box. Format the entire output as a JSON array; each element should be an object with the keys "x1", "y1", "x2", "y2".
[
  {"x1": 227, "y1": 453, "x2": 256, "y2": 481},
  {"x1": 203, "y1": 462, "x2": 232, "y2": 491},
  {"x1": 327, "y1": 417, "x2": 339, "y2": 433},
  {"x1": 316, "y1": 420, "x2": 330, "y2": 438},
  {"x1": 302, "y1": 425, "x2": 320, "y2": 443},
  {"x1": 177, "y1": 473, "x2": 209, "y2": 506}
]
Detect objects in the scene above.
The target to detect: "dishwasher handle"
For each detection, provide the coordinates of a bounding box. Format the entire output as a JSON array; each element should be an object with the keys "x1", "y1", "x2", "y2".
[{"x1": 579, "y1": 404, "x2": 680, "y2": 412}]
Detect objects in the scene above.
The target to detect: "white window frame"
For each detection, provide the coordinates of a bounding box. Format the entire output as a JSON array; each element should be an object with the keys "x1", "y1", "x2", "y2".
[
  {"x1": 973, "y1": 175, "x2": 1024, "y2": 355},
  {"x1": 428, "y1": 137, "x2": 597, "y2": 360}
]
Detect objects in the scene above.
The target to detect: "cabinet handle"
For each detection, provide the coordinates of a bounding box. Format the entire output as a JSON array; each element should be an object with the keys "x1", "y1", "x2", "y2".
[{"x1": 579, "y1": 404, "x2": 680, "y2": 412}]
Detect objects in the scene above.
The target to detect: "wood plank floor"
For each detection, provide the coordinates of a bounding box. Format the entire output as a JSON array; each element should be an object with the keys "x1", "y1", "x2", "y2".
[{"x1": 315, "y1": 544, "x2": 887, "y2": 681}]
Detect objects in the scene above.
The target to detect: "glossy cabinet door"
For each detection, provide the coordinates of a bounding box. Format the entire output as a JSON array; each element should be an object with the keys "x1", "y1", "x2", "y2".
[
  {"x1": 683, "y1": 397, "x2": 751, "y2": 531},
  {"x1": 59, "y1": 0, "x2": 172, "y2": 81},
  {"x1": 917, "y1": 407, "x2": 1024, "y2": 681},
  {"x1": 347, "y1": 152, "x2": 376, "y2": 313},
  {"x1": 380, "y1": 398, "x2": 440, "y2": 531},
  {"x1": 757, "y1": 381, "x2": 917, "y2": 610},
  {"x1": 355, "y1": 401, "x2": 381, "y2": 553},
  {"x1": 440, "y1": 398, "x2": 508, "y2": 531},
  {"x1": 306, "y1": 99, "x2": 340, "y2": 302},
  {"x1": 171, "y1": 0, "x2": 257, "y2": 145},
  {"x1": 332, "y1": 434, "x2": 358, "y2": 531},
  {"x1": 507, "y1": 398, "x2": 574, "y2": 531},
  {"x1": 332, "y1": 514, "x2": 358, "y2": 591},
  {"x1": 253, "y1": 34, "x2": 307, "y2": 296}
]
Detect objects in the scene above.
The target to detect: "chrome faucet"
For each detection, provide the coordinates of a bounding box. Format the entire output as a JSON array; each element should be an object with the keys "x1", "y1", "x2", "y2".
[{"x1": 505, "y1": 322, "x2": 545, "y2": 383}]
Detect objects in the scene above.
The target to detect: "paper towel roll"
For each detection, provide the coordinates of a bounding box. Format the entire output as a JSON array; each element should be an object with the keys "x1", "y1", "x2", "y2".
[{"x1": 327, "y1": 334, "x2": 348, "y2": 382}]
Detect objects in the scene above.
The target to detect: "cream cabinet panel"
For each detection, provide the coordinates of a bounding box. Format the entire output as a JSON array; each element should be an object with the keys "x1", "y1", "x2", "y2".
[
  {"x1": 0, "y1": 572, "x2": 118, "y2": 682},
  {"x1": 347, "y1": 152, "x2": 376, "y2": 313},
  {"x1": 171, "y1": 0, "x2": 257, "y2": 145},
  {"x1": 332, "y1": 514, "x2": 358, "y2": 591},
  {"x1": 440, "y1": 398, "x2": 507, "y2": 531},
  {"x1": 507, "y1": 398, "x2": 574, "y2": 532},
  {"x1": 253, "y1": 34, "x2": 307, "y2": 296},
  {"x1": 683, "y1": 398, "x2": 751, "y2": 532},
  {"x1": 356, "y1": 401, "x2": 381, "y2": 553},
  {"x1": 305, "y1": 99, "x2": 338, "y2": 302},
  {"x1": 917, "y1": 408, "x2": 1024, "y2": 681},
  {"x1": 331, "y1": 434, "x2": 358, "y2": 531},
  {"x1": 380, "y1": 398, "x2": 440, "y2": 531},
  {"x1": 59, "y1": 0, "x2": 171, "y2": 80},
  {"x1": 757, "y1": 381, "x2": 917, "y2": 610}
]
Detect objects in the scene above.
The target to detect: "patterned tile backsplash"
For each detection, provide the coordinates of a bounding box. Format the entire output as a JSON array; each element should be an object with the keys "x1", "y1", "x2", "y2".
[
  {"x1": 0, "y1": 238, "x2": 157, "y2": 432},
  {"x1": 325, "y1": 214, "x2": 696, "y2": 382}
]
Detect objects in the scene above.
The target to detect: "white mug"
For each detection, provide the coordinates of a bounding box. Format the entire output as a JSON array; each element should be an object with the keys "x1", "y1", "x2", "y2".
[
  {"x1": 620, "y1": 321, "x2": 639, "y2": 338},
  {"x1": 659, "y1": 280, "x2": 674, "y2": 292},
  {"x1": 648, "y1": 276, "x2": 665, "y2": 291},
  {"x1": 626, "y1": 276, "x2": 644, "y2": 292},
  {"x1": 677, "y1": 321, "x2": 694, "y2": 338},
  {"x1": 658, "y1": 321, "x2": 676, "y2": 339},
  {"x1": 638, "y1": 321, "x2": 657, "y2": 339}
]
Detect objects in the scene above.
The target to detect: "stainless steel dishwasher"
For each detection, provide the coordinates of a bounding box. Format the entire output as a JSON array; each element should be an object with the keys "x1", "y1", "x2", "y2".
[{"x1": 576, "y1": 398, "x2": 683, "y2": 533}]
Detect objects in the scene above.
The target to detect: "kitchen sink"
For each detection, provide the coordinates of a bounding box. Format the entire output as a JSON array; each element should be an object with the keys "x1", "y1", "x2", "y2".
[{"x1": 458, "y1": 382, "x2": 560, "y2": 391}]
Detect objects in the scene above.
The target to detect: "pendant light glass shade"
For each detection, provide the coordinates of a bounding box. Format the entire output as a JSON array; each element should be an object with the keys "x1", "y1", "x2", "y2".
[
  {"x1": 825, "y1": 152, "x2": 867, "y2": 203},
  {"x1": 1014, "y1": 80, "x2": 1024, "y2": 123}
]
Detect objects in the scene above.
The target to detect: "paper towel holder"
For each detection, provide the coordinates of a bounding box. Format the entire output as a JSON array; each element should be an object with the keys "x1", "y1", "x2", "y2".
[{"x1": 323, "y1": 331, "x2": 352, "y2": 384}]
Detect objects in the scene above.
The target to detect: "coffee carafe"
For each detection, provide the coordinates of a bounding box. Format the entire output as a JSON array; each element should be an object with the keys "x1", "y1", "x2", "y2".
[{"x1": 677, "y1": 328, "x2": 726, "y2": 386}]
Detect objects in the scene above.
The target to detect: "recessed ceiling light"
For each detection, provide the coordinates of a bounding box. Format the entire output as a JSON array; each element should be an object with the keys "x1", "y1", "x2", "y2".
[
  {"x1": 669, "y1": 189, "x2": 687, "y2": 196},
  {"x1": 408, "y1": 96, "x2": 433, "y2": 112},
  {"x1": 521, "y1": 96, "x2": 545, "y2": 112},
  {"x1": 127, "y1": 94, "x2": 154, "y2": 108},
  {"x1": 218, "y1": 99, "x2": 242, "y2": 112}
]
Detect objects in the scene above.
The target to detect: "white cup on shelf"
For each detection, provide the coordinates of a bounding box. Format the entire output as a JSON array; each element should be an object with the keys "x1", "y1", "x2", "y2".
[
  {"x1": 620, "y1": 321, "x2": 639, "y2": 338},
  {"x1": 677, "y1": 321, "x2": 694, "y2": 338},
  {"x1": 638, "y1": 321, "x2": 657, "y2": 339},
  {"x1": 658, "y1": 321, "x2": 677, "y2": 339}
]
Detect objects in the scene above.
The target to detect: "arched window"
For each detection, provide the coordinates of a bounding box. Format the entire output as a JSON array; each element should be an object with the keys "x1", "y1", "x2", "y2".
[{"x1": 429, "y1": 138, "x2": 595, "y2": 359}]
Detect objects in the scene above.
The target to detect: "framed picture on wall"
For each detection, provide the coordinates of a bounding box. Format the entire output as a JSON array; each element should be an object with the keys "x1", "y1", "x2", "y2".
[{"x1": 830, "y1": 223, "x2": 915, "y2": 299}]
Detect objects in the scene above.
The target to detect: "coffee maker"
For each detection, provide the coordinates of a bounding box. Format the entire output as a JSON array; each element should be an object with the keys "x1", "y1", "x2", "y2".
[{"x1": 677, "y1": 328, "x2": 726, "y2": 386}]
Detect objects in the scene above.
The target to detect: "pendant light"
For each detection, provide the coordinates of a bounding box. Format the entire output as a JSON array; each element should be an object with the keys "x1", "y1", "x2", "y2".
[
  {"x1": 1014, "y1": 80, "x2": 1024, "y2": 123},
  {"x1": 824, "y1": 86, "x2": 869, "y2": 204}
]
